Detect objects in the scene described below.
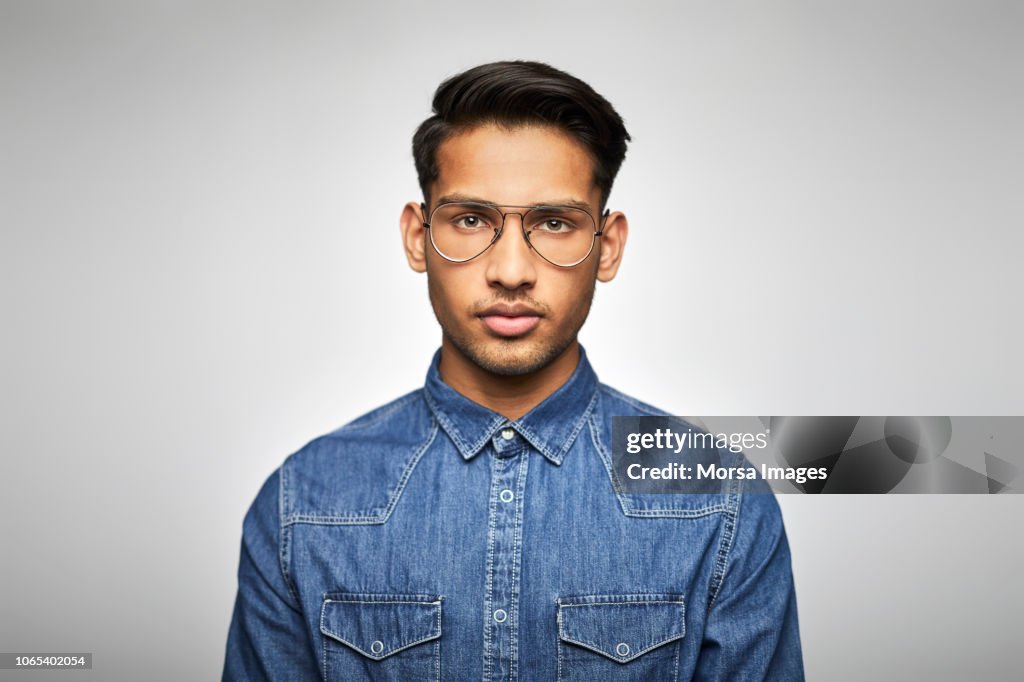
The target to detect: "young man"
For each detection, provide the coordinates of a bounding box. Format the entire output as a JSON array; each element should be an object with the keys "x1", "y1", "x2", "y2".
[{"x1": 223, "y1": 61, "x2": 804, "y2": 681}]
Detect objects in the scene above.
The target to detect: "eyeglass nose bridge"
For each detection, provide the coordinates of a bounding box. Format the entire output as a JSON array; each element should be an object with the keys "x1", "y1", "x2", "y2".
[{"x1": 489, "y1": 210, "x2": 537, "y2": 251}]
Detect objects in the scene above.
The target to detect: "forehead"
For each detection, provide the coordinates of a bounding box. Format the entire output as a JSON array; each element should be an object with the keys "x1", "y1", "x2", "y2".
[{"x1": 433, "y1": 124, "x2": 598, "y2": 208}]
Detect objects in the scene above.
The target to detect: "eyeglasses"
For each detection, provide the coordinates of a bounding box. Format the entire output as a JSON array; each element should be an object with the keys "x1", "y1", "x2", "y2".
[{"x1": 422, "y1": 201, "x2": 608, "y2": 268}]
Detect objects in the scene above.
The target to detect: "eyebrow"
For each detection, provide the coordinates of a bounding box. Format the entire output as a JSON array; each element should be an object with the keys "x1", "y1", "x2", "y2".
[{"x1": 435, "y1": 193, "x2": 595, "y2": 213}]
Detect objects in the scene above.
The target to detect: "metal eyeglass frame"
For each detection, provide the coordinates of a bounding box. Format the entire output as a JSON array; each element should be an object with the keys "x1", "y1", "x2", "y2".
[{"x1": 421, "y1": 201, "x2": 610, "y2": 268}]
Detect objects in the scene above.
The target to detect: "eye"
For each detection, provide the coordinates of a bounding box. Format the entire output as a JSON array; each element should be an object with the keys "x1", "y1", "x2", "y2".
[
  {"x1": 540, "y1": 219, "x2": 573, "y2": 232},
  {"x1": 452, "y1": 214, "x2": 490, "y2": 230},
  {"x1": 533, "y1": 217, "x2": 578, "y2": 234}
]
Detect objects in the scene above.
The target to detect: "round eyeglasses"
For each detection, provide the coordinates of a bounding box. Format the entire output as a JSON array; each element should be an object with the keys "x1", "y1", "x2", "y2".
[{"x1": 422, "y1": 201, "x2": 608, "y2": 268}]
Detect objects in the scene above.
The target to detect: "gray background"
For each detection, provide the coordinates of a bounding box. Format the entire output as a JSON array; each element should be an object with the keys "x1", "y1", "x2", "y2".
[{"x1": 1, "y1": 0, "x2": 1021, "y2": 680}]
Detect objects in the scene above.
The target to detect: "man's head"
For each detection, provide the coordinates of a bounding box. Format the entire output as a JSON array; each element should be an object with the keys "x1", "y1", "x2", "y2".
[
  {"x1": 400, "y1": 61, "x2": 631, "y2": 378},
  {"x1": 412, "y1": 61, "x2": 631, "y2": 211}
]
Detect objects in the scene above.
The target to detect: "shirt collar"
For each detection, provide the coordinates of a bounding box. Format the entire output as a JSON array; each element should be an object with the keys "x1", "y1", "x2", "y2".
[{"x1": 422, "y1": 345, "x2": 600, "y2": 466}]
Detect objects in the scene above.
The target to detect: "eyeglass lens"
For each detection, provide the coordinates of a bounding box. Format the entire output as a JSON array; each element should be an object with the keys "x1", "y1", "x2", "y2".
[{"x1": 428, "y1": 203, "x2": 597, "y2": 266}]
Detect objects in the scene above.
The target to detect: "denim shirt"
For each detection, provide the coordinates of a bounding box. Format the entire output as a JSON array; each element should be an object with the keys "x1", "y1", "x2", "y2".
[{"x1": 223, "y1": 347, "x2": 804, "y2": 681}]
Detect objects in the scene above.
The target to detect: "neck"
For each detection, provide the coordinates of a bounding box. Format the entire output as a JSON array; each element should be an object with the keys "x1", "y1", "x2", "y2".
[{"x1": 438, "y1": 339, "x2": 580, "y2": 421}]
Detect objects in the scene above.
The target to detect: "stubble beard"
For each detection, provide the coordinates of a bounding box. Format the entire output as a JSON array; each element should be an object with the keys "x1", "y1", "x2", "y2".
[{"x1": 427, "y1": 275, "x2": 597, "y2": 377}]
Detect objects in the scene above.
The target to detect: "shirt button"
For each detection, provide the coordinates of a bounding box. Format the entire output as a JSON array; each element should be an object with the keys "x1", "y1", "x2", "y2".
[
  {"x1": 499, "y1": 489, "x2": 514, "y2": 503},
  {"x1": 616, "y1": 642, "x2": 630, "y2": 657},
  {"x1": 501, "y1": 428, "x2": 515, "y2": 440},
  {"x1": 493, "y1": 608, "x2": 507, "y2": 623}
]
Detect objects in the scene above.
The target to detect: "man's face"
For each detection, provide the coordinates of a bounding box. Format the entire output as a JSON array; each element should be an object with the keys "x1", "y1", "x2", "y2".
[{"x1": 421, "y1": 124, "x2": 605, "y2": 376}]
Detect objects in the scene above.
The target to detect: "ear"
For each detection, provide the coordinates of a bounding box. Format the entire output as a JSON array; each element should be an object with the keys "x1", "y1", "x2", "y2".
[
  {"x1": 596, "y1": 210, "x2": 628, "y2": 282},
  {"x1": 400, "y1": 202, "x2": 428, "y2": 273}
]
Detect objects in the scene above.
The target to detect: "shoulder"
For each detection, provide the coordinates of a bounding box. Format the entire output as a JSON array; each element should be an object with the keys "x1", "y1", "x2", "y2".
[
  {"x1": 278, "y1": 389, "x2": 438, "y2": 525},
  {"x1": 288, "y1": 389, "x2": 433, "y2": 464},
  {"x1": 589, "y1": 382, "x2": 778, "y2": 520},
  {"x1": 596, "y1": 383, "x2": 671, "y2": 417},
  {"x1": 591, "y1": 382, "x2": 704, "y2": 445}
]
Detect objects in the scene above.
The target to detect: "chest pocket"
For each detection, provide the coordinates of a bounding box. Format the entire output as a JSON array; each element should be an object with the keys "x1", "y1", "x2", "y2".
[
  {"x1": 556, "y1": 594, "x2": 685, "y2": 682},
  {"x1": 320, "y1": 593, "x2": 442, "y2": 682}
]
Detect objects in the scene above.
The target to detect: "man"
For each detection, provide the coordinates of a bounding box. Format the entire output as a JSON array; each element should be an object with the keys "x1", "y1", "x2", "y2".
[{"x1": 223, "y1": 61, "x2": 804, "y2": 681}]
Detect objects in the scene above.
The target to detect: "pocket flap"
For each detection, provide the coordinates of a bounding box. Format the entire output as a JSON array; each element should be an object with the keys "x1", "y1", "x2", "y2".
[
  {"x1": 557, "y1": 595, "x2": 685, "y2": 663},
  {"x1": 320, "y1": 593, "x2": 442, "y2": 660}
]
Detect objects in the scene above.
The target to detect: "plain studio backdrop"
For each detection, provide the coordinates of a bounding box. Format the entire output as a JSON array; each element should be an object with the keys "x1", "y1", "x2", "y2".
[{"x1": 1, "y1": 1, "x2": 1021, "y2": 680}]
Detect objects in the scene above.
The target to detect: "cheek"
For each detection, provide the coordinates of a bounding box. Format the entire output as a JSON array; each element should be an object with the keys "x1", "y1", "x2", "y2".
[
  {"x1": 427, "y1": 262, "x2": 480, "y2": 311},
  {"x1": 544, "y1": 272, "x2": 596, "y2": 314}
]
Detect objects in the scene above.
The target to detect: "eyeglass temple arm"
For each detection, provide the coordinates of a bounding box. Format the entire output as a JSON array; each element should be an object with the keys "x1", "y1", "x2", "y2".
[{"x1": 596, "y1": 208, "x2": 610, "y2": 236}]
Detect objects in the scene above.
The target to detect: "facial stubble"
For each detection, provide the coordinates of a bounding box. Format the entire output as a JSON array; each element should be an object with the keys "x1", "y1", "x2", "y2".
[{"x1": 426, "y1": 261, "x2": 598, "y2": 377}]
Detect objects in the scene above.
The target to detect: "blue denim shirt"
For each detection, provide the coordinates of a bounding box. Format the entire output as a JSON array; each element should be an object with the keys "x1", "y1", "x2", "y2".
[{"x1": 223, "y1": 347, "x2": 804, "y2": 681}]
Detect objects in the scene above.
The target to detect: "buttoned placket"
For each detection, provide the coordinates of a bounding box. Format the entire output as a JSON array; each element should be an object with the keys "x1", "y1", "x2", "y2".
[{"x1": 482, "y1": 425, "x2": 530, "y2": 682}]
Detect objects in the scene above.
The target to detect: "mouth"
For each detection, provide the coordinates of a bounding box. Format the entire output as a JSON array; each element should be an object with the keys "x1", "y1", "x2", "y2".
[{"x1": 477, "y1": 303, "x2": 543, "y2": 338}]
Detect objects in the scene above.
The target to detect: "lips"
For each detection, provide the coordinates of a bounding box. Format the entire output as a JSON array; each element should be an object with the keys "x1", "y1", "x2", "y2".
[{"x1": 478, "y1": 303, "x2": 543, "y2": 337}]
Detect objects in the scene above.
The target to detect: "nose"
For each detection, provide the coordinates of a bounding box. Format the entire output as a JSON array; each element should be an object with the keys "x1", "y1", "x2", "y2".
[{"x1": 484, "y1": 212, "x2": 537, "y2": 290}]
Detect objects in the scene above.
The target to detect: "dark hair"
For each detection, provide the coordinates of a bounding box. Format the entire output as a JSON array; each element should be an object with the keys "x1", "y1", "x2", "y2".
[{"x1": 412, "y1": 61, "x2": 631, "y2": 209}]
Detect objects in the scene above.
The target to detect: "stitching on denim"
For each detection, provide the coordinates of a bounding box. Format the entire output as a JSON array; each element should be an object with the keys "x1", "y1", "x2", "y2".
[
  {"x1": 282, "y1": 420, "x2": 439, "y2": 527},
  {"x1": 482, "y1": 447, "x2": 499, "y2": 681},
  {"x1": 321, "y1": 632, "x2": 441, "y2": 660},
  {"x1": 587, "y1": 407, "x2": 632, "y2": 518},
  {"x1": 559, "y1": 599, "x2": 685, "y2": 607},
  {"x1": 322, "y1": 591, "x2": 442, "y2": 600},
  {"x1": 320, "y1": 598, "x2": 442, "y2": 659},
  {"x1": 586, "y1": 392, "x2": 626, "y2": 492},
  {"x1": 377, "y1": 420, "x2": 438, "y2": 523},
  {"x1": 587, "y1": 397, "x2": 728, "y2": 519},
  {"x1": 672, "y1": 630, "x2": 681, "y2": 681},
  {"x1": 279, "y1": 524, "x2": 301, "y2": 608},
  {"x1": 434, "y1": 601, "x2": 442, "y2": 682},
  {"x1": 465, "y1": 413, "x2": 508, "y2": 458},
  {"x1": 621, "y1": 506, "x2": 728, "y2": 519},
  {"x1": 320, "y1": 590, "x2": 330, "y2": 680},
  {"x1": 422, "y1": 388, "x2": 471, "y2": 454},
  {"x1": 277, "y1": 465, "x2": 302, "y2": 609},
  {"x1": 322, "y1": 617, "x2": 328, "y2": 681},
  {"x1": 556, "y1": 596, "x2": 686, "y2": 662},
  {"x1": 555, "y1": 591, "x2": 686, "y2": 604},
  {"x1": 323, "y1": 593, "x2": 444, "y2": 602},
  {"x1": 707, "y1": 474, "x2": 743, "y2": 612},
  {"x1": 557, "y1": 389, "x2": 599, "y2": 461},
  {"x1": 512, "y1": 420, "x2": 552, "y2": 461},
  {"x1": 423, "y1": 387, "x2": 505, "y2": 459},
  {"x1": 280, "y1": 461, "x2": 291, "y2": 520},
  {"x1": 558, "y1": 633, "x2": 685, "y2": 663},
  {"x1": 588, "y1": 409, "x2": 707, "y2": 517},
  {"x1": 507, "y1": 450, "x2": 529, "y2": 682},
  {"x1": 514, "y1": 389, "x2": 597, "y2": 465},
  {"x1": 283, "y1": 514, "x2": 386, "y2": 526},
  {"x1": 556, "y1": 604, "x2": 564, "y2": 682}
]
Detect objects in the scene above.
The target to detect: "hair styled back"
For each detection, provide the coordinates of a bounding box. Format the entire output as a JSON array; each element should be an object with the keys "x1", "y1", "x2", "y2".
[{"x1": 413, "y1": 61, "x2": 631, "y2": 209}]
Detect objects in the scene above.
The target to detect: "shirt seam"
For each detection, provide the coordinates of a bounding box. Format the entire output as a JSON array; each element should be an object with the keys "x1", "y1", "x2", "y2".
[
  {"x1": 278, "y1": 464, "x2": 302, "y2": 610},
  {"x1": 707, "y1": 472, "x2": 743, "y2": 612},
  {"x1": 281, "y1": 420, "x2": 440, "y2": 526}
]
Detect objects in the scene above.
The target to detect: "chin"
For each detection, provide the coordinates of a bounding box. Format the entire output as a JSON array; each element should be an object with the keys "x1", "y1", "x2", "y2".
[{"x1": 455, "y1": 335, "x2": 573, "y2": 377}]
